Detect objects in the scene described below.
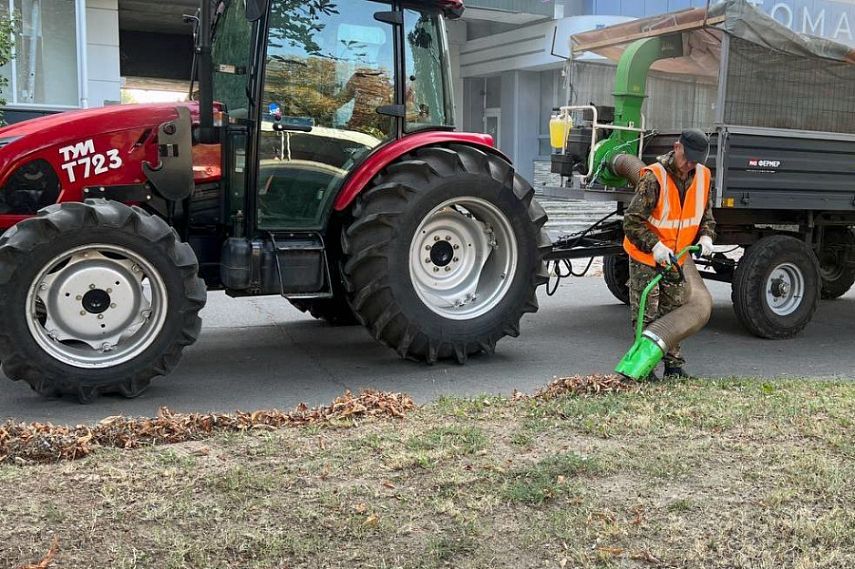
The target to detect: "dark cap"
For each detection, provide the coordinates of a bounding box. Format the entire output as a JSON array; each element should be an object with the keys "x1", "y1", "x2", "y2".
[{"x1": 679, "y1": 128, "x2": 710, "y2": 164}]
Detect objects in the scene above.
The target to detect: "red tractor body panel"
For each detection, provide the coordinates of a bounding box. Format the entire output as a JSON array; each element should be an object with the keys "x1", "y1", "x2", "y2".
[
  {"x1": 0, "y1": 103, "x2": 221, "y2": 230},
  {"x1": 333, "y1": 131, "x2": 502, "y2": 211},
  {"x1": 0, "y1": 100, "x2": 500, "y2": 229}
]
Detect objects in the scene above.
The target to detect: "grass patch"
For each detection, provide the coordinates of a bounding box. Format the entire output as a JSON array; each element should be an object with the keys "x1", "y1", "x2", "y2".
[
  {"x1": 1, "y1": 378, "x2": 853, "y2": 569},
  {"x1": 503, "y1": 453, "x2": 601, "y2": 505}
]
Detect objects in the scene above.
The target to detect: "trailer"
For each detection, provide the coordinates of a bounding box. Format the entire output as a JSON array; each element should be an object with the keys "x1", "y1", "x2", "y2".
[{"x1": 546, "y1": 0, "x2": 855, "y2": 339}]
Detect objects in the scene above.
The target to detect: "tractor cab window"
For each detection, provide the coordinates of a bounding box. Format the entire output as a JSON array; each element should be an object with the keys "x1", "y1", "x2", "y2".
[
  {"x1": 403, "y1": 10, "x2": 452, "y2": 131},
  {"x1": 211, "y1": 0, "x2": 253, "y2": 115},
  {"x1": 257, "y1": 0, "x2": 395, "y2": 230}
]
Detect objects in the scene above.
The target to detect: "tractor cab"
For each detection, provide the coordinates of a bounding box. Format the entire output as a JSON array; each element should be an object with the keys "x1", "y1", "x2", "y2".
[{"x1": 211, "y1": 0, "x2": 456, "y2": 232}]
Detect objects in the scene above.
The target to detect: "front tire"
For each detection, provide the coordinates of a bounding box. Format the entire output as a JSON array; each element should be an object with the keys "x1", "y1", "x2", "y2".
[
  {"x1": 342, "y1": 144, "x2": 550, "y2": 363},
  {"x1": 731, "y1": 235, "x2": 820, "y2": 339},
  {"x1": 0, "y1": 201, "x2": 206, "y2": 402}
]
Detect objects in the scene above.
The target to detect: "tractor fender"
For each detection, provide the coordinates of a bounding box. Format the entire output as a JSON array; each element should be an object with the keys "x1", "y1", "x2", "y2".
[{"x1": 333, "y1": 131, "x2": 509, "y2": 212}]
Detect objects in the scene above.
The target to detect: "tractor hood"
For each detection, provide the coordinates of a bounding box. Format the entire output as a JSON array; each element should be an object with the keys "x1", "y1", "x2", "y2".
[
  {"x1": 0, "y1": 102, "x2": 205, "y2": 150},
  {"x1": 0, "y1": 102, "x2": 221, "y2": 226}
]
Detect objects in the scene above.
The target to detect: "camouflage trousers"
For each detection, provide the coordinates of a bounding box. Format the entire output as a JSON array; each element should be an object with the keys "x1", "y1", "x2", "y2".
[{"x1": 627, "y1": 259, "x2": 686, "y2": 368}]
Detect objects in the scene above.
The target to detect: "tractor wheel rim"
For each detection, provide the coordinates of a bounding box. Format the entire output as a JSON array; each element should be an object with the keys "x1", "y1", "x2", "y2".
[
  {"x1": 25, "y1": 244, "x2": 169, "y2": 369},
  {"x1": 409, "y1": 196, "x2": 518, "y2": 320},
  {"x1": 765, "y1": 262, "x2": 804, "y2": 316}
]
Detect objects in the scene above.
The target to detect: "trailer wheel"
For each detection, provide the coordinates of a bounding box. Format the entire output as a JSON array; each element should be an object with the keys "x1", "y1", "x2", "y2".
[
  {"x1": 603, "y1": 254, "x2": 630, "y2": 305},
  {"x1": 731, "y1": 235, "x2": 820, "y2": 339},
  {"x1": 818, "y1": 227, "x2": 855, "y2": 299},
  {"x1": 342, "y1": 144, "x2": 550, "y2": 363},
  {"x1": 0, "y1": 201, "x2": 206, "y2": 402}
]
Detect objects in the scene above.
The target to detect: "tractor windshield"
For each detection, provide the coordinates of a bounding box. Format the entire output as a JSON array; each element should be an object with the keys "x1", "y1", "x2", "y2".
[{"x1": 245, "y1": 0, "x2": 455, "y2": 230}]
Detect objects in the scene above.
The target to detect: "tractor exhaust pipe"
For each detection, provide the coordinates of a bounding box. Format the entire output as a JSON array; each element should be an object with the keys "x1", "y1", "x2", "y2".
[{"x1": 196, "y1": 0, "x2": 216, "y2": 143}]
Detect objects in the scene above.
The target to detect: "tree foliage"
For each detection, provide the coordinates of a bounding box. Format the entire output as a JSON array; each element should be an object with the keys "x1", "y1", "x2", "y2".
[
  {"x1": 268, "y1": 0, "x2": 339, "y2": 56},
  {"x1": 0, "y1": 14, "x2": 17, "y2": 118}
]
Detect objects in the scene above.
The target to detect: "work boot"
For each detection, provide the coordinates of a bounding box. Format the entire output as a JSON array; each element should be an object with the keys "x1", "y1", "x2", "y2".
[{"x1": 663, "y1": 365, "x2": 693, "y2": 379}]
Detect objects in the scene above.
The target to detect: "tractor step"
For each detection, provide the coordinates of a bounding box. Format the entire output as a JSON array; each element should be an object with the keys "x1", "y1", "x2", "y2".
[{"x1": 270, "y1": 233, "x2": 331, "y2": 298}]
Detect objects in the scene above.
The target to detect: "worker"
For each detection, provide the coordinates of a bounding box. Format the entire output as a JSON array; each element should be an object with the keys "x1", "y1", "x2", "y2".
[{"x1": 622, "y1": 128, "x2": 716, "y2": 380}]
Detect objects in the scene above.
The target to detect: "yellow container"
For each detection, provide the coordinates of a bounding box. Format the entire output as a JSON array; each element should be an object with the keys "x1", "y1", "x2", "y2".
[{"x1": 549, "y1": 113, "x2": 573, "y2": 150}]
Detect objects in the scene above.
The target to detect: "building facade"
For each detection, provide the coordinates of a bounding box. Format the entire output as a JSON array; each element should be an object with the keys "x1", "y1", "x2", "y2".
[
  {"x1": 0, "y1": 0, "x2": 121, "y2": 123},
  {"x1": 2, "y1": 0, "x2": 854, "y2": 185}
]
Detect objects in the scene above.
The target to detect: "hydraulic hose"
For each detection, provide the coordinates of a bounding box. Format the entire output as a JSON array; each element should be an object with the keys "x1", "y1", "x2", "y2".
[{"x1": 643, "y1": 255, "x2": 712, "y2": 355}]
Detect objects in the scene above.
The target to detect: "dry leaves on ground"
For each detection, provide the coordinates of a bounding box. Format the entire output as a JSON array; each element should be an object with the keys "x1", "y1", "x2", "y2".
[
  {"x1": 522, "y1": 374, "x2": 638, "y2": 401},
  {"x1": 16, "y1": 536, "x2": 59, "y2": 569},
  {"x1": 0, "y1": 390, "x2": 414, "y2": 465}
]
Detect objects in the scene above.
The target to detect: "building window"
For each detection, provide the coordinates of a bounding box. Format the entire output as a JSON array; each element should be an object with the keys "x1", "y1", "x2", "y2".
[{"x1": 0, "y1": 0, "x2": 79, "y2": 107}]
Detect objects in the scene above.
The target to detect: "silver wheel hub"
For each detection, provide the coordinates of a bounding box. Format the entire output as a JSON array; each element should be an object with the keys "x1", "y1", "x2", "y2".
[
  {"x1": 26, "y1": 245, "x2": 168, "y2": 368},
  {"x1": 409, "y1": 197, "x2": 518, "y2": 320},
  {"x1": 766, "y1": 262, "x2": 804, "y2": 316}
]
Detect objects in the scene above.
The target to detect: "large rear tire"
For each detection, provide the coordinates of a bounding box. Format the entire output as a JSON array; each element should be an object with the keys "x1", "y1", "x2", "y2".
[
  {"x1": 731, "y1": 235, "x2": 820, "y2": 339},
  {"x1": 0, "y1": 201, "x2": 206, "y2": 402},
  {"x1": 603, "y1": 254, "x2": 630, "y2": 305},
  {"x1": 818, "y1": 227, "x2": 855, "y2": 300},
  {"x1": 290, "y1": 297, "x2": 358, "y2": 326},
  {"x1": 342, "y1": 144, "x2": 550, "y2": 363}
]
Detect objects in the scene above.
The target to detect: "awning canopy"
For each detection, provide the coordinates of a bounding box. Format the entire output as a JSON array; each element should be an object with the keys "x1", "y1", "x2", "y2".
[{"x1": 570, "y1": 0, "x2": 855, "y2": 78}]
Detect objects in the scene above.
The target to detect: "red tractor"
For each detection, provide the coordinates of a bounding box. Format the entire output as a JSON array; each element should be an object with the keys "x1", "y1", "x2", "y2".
[{"x1": 0, "y1": 0, "x2": 549, "y2": 402}]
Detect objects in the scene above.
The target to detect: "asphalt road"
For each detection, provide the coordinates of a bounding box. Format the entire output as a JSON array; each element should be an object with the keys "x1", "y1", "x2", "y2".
[{"x1": 2, "y1": 277, "x2": 854, "y2": 424}]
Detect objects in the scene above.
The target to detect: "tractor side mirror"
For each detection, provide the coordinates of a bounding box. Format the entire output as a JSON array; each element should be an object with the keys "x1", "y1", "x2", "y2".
[{"x1": 245, "y1": 0, "x2": 268, "y2": 22}]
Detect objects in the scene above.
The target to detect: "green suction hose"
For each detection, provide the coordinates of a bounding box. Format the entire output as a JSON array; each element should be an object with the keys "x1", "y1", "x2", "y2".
[{"x1": 615, "y1": 245, "x2": 699, "y2": 380}]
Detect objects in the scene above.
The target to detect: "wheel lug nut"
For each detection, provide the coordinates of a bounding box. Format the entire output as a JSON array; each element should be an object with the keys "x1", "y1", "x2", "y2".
[
  {"x1": 76, "y1": 295, "x2": 82, "y2": 301},
  {"x1": 424, "y1": 258, "x2": 431, "y2": 264},
  {"x1": 444, "y1": 266, "x2": 451, "y2": 272},
  {"x1": 97, "y1": 314, "x2": 104, "y2": 320},
  {"x1": 445, "y1": 236, "x2": 451, "y2": 241},
  {"x1": 433, "y1": 267, "x2": 439, "y2": 272},
  {"x1": 453, "y1": 257, "x2": 459, "y2": 263},
  {"x1": 453, "y1": 244, "x2": 459, "y2": 250},
  {"x1": 106, "y1": 288, "x2": 112, "y2": 294},
  {"x1": 110, "y1": 303, "x2": 116, "y2": 309},
  {"x1": 80, "y1": 310, "x2": 86, "y2": 316},
  {"x1": 433, "y1": 236, "x2": 440, "y2": 241},
  {"x1": 132, "y1": 265, "x2": 141, "y2": 273},
  {"x1": 89, "y1": 284, "x2": 96, "y2": 289}
]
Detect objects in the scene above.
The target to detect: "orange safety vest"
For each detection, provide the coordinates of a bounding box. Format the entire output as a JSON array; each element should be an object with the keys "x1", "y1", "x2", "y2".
[{"x1": 623, "y1": 162, "x2": 711, "y2": 267}]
